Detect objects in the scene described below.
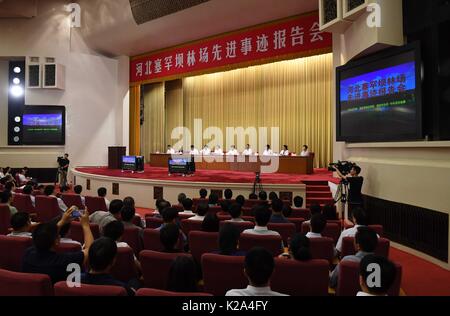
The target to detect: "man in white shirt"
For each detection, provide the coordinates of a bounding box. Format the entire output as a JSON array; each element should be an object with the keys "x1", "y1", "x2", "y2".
[
  {"x1": 242, "y1": 144, "x2": 253, "y2": 156},
  {"x1": 200, "y1": 145, "x2": 211, "y2": 155},
  {"x1": 187, "y1": 203, "x2": 208, "y2": 221},
  {"x1": 242, "y1": 205, "x2": 280, "y2": 237},
  {"x1": 213, "y1": 145, "x2": 223, "y2": 155},
  {"x1": 279, "y1": 145, "x2": 289, "y2": 156},
  {"x1": 17, "y1": 167, "x2": 31, "y2": 186},
  {"x1": 90, "y1": 199, "x2": 123, "y2": 231},
  {"x1": 97, "y1": 187, "x2": 110, "y2": 210},
  {"x1": 300, "y1": 145, "x2": 310, "y2": 157},
  {"x1": 179, "y1": 198, "x2": 195, "y2": 215},
  {"x1": 22, "y1": 185, "x2": 36, "y2": 207},
  {"x1": 225, "y1": 203, "x2": 250, "y2": 223},
  {"x1": 7, "y1": 212, "x2": 32, "y2": 238},
  {"x1": 74, "y1": 185, "x2": 86, "y2": 206},
  {"x1": 226, "y1": 247, "x2": 288, "y2": 296},
  {"x1": 262, "y1": 145, "x2": 273, "y2": 156},
  {"x1": 166, "y1": 145, "x2": 176, "y2": 154},
  {"x1": 336, "y1": 207, "x2": 375, "y2": 253},
  {"x1": 44, "y1": 185, "x2": 67, "y2": 213},
  {"x1": 357, "y1": 254, "x2": 397, "y2": 297},
  {"x1": 227, "y1": 145, "x2": 239, "y2": 156},
  {"x1": 189, "y1": 145, "x2": 199, "y2": 155},
  {"x1": 306, "y1": 214, "x2": 326, "y2": 239}
]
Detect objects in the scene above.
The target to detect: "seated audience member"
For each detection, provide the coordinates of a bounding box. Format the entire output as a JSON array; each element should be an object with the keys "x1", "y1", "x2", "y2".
[
  {"x1": 36, "y1": 184, "x2": 45, "y2": 195},
  {"x1": 90, "y1": 199, "x2": 124, "y2": 231},
  {"x1": 358, "y1": 255, "x2": 397, "y2": 296},
  {"x1": 22, "y1": 207, "x2": 93, "y2": 283},
  {"x1": 123, "y1": 196, "x2": 135, "y2": 208},
  {"x1": 154, "y1": 199, "x2": 171, "y2": 217},
  {"x1": 121, "y1": 206, "x2": 144, "y2": 237},
  {"x1": 73, "y1": 185, "x2": 86, "y2": 206},
  {"x1": 180, "y1": 198, "x2": 194, "y2": 215},
  {"x1": 243, "y1": 205, "x2": 280, "y2": 237},
  {"x1": 280, "y1": 145, "x2": 289, "y2": 156},
  {"x1": 303, "y1": 203, "x2": 322, "y2": 225},
  {"x1": 199, "y1": 188, "x2": 208, "y2": 199},
  {"x1": 208, "y1": 193, "x2": 219, "y2": 207},
  {"x1": 22, "y1": 184, "x2": 35, "y2": 207},
  {"x1": 218, "y1": 200, "x2": 231, "y2": 216},
  {"x1": 235, "y1": 195, "x2": 245, "y2": 206},
  {"x1": 217, "y1": 223, "x2": 245, "y2": 256},
  {"x1": 330, "y1": 227, "x2": 378, "y2": 288},
  {"x1": 306, "y1": 214, "x2": 326, "y2": 238},
  {"x1": 4, "y1": 180, "x2": 15, "y2": 193},
  {"x1": 8, "y1": 212, "x2": 32, "y2": 238},
  {"x1": 269, "y1": 198, "x2": 290, "y2": 223},
  {"x1": 322, "y1": 204, "x2": 337, "y2": 221},
  {"x1": 81, "y1": 237, "x2": 138, "y2": 296},
  {"x1": 292, "y1": 196, "x2": 304, "y2": 209},
  {"x1": 167, "y1": 256, "x2": 199, "y2": 293},
  {"x1": 1, "y1": 190, "x2": 18, "y2": 216},
  {"x1": 201, "y1": 213, "x2": 220, "y2": 232},
  {"x1": 282, "y1": 205, "x2": 292, "y2": 218},
  {"x1": 248, "y1": 193, "x2": 258, "y2": 200},
  {"x1": 160, "y1": 223, "x2": 181, "y2": 253},
  {"x1": 0, "y1": 167, "x2": 4, "y2": 179},
  {"x1": 226, "y1": 203, "x2": 249, "y2": 223},
  {"x1": 103, "y1": 220, "x2": 129, "y2": 248},
  {"x1": 97, "y1": 187, "x2": 110, "y2": 209},
  {"x1": 226, "y1": 247, "x2": 288, "y2": 296},
  {"x1": 188, "y1": 203, "x2": 208, "y2": 221},
  {"x1": 268, "y1": 191, "x2": 278, "y2": 202},
  {"x1": 300, "y1": 145, "x2": 310, "y2": 157},
  {"x1": 279, "y1": 233, "x2": 312, "y2": 261},
  {"x1": 224, "y1": 189, "x2": 233, "y2": 200},
  {"x1": 335, "y1": 207, "x2": 370, "y2": 253},
  {"x1": 177, "y1": 193, "x2": 187, "y2": 206},
  {"x1": 123, "y1": 196, "x2": 143, "y2": 228},
  {"x1": 58, "y1": 222, "x2": 82, "y2": 246},
  {"x1": 44, "y1": 185, "x2": 68, "y2": 213},
  {"x1": 258, "y1": 191, "x2": 268, "y2": 201},
  {"x1": 157, "y1": 207, "x2": 180, "y2": 231},
  {"x1": 17, "y1": 167, "x2": 32, "y2": 186}
]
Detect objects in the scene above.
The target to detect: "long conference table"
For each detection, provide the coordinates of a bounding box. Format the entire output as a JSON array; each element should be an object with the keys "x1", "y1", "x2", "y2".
[{"x1": 149, "y1": 153, "x2": 314, "y2": 175}]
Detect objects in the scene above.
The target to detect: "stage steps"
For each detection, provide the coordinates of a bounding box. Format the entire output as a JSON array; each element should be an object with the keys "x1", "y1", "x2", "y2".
[{"x1": 302, "y1": 180, "x2": 334, "y2": 208}]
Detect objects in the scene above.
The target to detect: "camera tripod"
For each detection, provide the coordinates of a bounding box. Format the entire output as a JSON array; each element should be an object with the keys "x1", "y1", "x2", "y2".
[
  {"x1": 334, "y1": 180, "x2": 349, "y2": 204},
  {"x1": 252, "y1": 172, "x2": 264, "y2": 195}
]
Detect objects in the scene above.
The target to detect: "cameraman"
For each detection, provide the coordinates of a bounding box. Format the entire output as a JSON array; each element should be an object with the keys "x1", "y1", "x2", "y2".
[
  {"x1": 57, "y1": 153, "x2": 70, "y2": 189},
  {"x1": 335, "y1": 165, "x2": 363, "y2": 218}
]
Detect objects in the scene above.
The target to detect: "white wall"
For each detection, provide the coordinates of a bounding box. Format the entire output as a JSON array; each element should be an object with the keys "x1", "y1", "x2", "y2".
[{"x1": 0, "y1": 0, "x2": 129, "y2": 169}]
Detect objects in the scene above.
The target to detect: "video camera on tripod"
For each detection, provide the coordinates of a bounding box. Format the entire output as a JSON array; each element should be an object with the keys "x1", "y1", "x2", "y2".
[
  {"x1": 328, "y1": 161, "x2": 356, "y2": 176},
  {"x1": 329, "y1": 161, "x2": 357, "y2": 204}
]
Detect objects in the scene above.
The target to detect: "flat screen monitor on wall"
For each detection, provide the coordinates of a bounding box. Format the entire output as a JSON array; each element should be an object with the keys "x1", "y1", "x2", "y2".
[
  {"x1": 22, "y1": 106, "x2": 66, "y2": 145},
  {"x1": 336, "y1": 42, "x2": 423, "y2": 142}
]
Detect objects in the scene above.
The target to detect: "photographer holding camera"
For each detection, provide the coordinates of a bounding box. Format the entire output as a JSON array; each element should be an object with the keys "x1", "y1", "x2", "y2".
[
  {"x1": 335, "y1": 164, "x2": 364, "y2": 218},
  {"x1": 57, "y1": 153, "x2": 70, "y2": 189}
]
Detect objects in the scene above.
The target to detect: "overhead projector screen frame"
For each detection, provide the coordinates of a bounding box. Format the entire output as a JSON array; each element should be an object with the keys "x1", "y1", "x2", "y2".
[{"x1": 336, "y1": 42, "x2": 423, "y2": 143}]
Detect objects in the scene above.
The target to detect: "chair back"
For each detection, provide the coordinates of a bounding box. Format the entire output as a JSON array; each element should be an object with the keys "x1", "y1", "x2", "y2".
[
  {"x1": 0, "y1": 235, "x2": 33, "y2": 271},
  {"x1": 54, "y1": 281, "x2": 126, "y2": 296},
  {"x1": 12, "y1": 194, "x2": 35, "y2": 214},
  {"x1": 142, "y1": 229, "x2": 183, "y2": 252},
  {"x1": 136, "y1": 288, "x2": 212, "y2": 296},
  {"x1": 341, "y1": 237, "x2": 390, "y2": 258},
  {"x1": 61, "y1": 194, "x2": 84, "y2": 209},
  {"x1": 68, "y1": 221, "x2": 100, "y2": 243},
  {"x1": 35, "y1": 196, "x2": 61, "y2": 222},
  {"x1": 122, "y1": 226, "x2": 142, "y2": 255},
  {"x1": 0, "y1": 204, "x2": 11, "y2": 235},
  {"x1": 0, "y1": 269, "x2": 53, "y2": 296},
  {"x1": 188, "y1": 231, "x2": 218, "y2": 263},
  {"x1": 181, "y1": 219, "x2": 204, "y2": 235},
  {"x1": 239, "y1": 234, "x2": 283, "y2": 257},
  {"x1": 267, "y1": 223, "x2": 296, "y2": 245},
  {"x1": 145, "y1": 216, "x2": 163, "y2": 229},
  {"x1": 110, "y1": 247, "x2": 138, "y2": 283},
  {"x1": 85, "y1": 196, "x2": 108, "y2": 213},
  {"x1": 219, "y1": 221, "x2": 254, "y2": 233},
  {"x1": 309, "y1": 237, "x2": 335, "y2": 263}
]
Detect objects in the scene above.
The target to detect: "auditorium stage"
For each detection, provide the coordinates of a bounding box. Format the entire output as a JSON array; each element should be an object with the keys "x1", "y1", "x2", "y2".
[{"x1": 71, "y1": 165, "x2": 338, "y2": 208}]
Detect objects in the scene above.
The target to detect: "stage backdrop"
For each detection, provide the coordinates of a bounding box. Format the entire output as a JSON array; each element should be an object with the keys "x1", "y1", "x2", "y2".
[{"x1": 141, "y1": 53, "x2": 333, "y2": 168}]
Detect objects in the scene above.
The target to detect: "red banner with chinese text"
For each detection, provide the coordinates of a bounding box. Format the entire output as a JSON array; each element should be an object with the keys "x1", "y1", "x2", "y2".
[{"x1": 130, "y1": 12, "x2": 332, "y2": 84}]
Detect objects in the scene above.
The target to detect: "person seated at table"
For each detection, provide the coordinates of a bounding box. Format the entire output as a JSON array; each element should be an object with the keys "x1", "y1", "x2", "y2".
[
  {"x1": 242, "y1": 144, "x2": 253, "y2": 156},
  {"x1": 216, "y1": 223, "x2": 246, "y2": 256},
  {"x1": 227, "y1": 145, "x2": 239, "y2": 156},
  {"x1": 187, "y1": 203, "x2": 208, "y2": 221},
  {"x1": 306, "y1": 214, "x2": 326, "y2": 239},
  {"x1": 166, "y1": 145, "x2": 176, "y2": 154},
  {"x1": 280, "y1": 145, "x2": 289, "y2": 156},
  {"x1": 200, "y1": 145, "x2": 211, "y2": 155},
  {"x1": 189, "y1": 145, "x2": 199, "y2": 155},
  {"x1": 8, "y1": 212, "x2": 32, "y2": 238},
  {"x1": 262, "y1": 145, "x2": 273, "y2": 156},
  {"x1": 213, "y1": 145, "x2": 223, "y2": 155},
  {"x1": 269, "y1": 198, "x2": 290, "y2": 224},
  {"x1": 300, "y1": 145, "x2": 310, "y2": 157}
]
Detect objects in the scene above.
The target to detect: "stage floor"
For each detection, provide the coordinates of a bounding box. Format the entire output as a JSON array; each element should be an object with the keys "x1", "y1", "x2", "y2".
[{"x1": 75, "y1": 165, "x2": 338, "y2": 185}]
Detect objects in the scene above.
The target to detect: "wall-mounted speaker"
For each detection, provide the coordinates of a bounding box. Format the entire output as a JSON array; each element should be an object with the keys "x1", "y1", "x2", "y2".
[
  {"x1": 27, "y1": 64, "x2": 41, "y2": 88},
  {"x1": 43, "y1": 63, "x2": 65, "y2": 89}
]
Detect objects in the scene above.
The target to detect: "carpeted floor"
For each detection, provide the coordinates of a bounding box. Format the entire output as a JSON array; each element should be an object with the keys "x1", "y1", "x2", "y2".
[{"x1": 75, "y1": 165, "x2": 339, "y2": 185}]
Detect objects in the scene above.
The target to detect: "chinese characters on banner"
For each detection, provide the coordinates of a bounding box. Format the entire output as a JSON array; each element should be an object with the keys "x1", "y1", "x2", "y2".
[
  {"x1": 130, "y1": 13, "x2": 332, "y2": 84},
  {"x1": 347, "y1": 73, "x2": 408, "y2": 102}
]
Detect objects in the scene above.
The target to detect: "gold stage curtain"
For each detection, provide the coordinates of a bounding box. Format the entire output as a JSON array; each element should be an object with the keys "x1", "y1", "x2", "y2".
[
  {"x1": 141, "y1": 53, "x2": 333, "y2": 167},
  {"x1": 141, "y1": 83, "x2": 165, "y2": 157},
  {"x1": 129, "y1": 85, "x2": 141, "y2": 156}
]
